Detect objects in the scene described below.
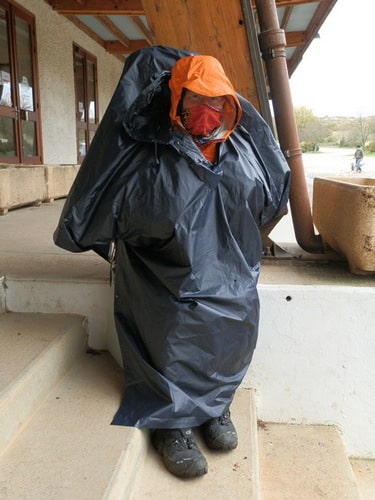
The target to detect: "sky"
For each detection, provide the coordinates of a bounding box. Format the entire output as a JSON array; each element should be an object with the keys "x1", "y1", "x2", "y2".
[{"x1": 289, "y1": 0, "x2": 375, "y2": 117}]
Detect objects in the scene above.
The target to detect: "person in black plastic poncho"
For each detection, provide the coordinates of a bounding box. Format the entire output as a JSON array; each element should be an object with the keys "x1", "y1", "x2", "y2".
[{"x1": 54, "y1": 46, "x2": 290, "y2": 479}]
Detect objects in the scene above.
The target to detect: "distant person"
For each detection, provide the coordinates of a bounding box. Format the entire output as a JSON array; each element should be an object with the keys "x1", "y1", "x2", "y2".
[{"x1": 353, "y1": 145, "x2": 364, "y2": 172}]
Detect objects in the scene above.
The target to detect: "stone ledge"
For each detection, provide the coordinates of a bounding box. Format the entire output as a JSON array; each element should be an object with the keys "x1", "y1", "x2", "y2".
[{"x1": 0, "y1": 163, "x2": 79, "y2": 215}]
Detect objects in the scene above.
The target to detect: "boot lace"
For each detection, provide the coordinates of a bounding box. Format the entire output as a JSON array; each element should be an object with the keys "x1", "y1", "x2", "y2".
[
  {"x1": 174, "y1": 429, "x2": 196, "y2": 450},
  {"x1": 218, "y1": 410, "x2": 231, "y2": 425}
]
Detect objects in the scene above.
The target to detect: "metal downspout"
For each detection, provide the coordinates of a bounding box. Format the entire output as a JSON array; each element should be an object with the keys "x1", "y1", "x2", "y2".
[{"x1": 254, "y1": 0, "x2": 323, "y2": 253}]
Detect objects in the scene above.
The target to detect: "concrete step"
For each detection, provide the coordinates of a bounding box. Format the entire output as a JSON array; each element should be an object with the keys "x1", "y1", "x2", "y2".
[
  {"x1": 4, "y1": 276, "x2": 116, "y2": 354},
  {"x1": 351, "y1": 458, "x2": 375, "y2": 500},
  {"x1": 128, "y1": 388, "x2": 260, "y2": 499},
  {"x1": 0, "y1": 199, "x2": 114, "y2": 352},
  {"x1": 258, "y1": 422, "x2": 360, "y2": 499},
  {"x1": 0, "y1": 350, "x2": 145, "y2": 499},
  {"x1": 0, "y1": 311, "x2": 87, "y2": 454},
  {"x1": 1, "y1": 311, "x2": 372, "y2": 500}
]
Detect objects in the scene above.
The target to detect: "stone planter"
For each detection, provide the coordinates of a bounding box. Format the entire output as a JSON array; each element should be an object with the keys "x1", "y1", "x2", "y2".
[
  {"x1": 0, "y1": 164, "x2": 79, "y2": 215},
  {"x1": 313, "y1": 176, "x2": 375, "y2": 275},
  {"x1": 45, "y1": 165, "x2": 79, "y2": 202},
  {"x1": 0, "y1": 165, "x2": 46, "y2": 215}
]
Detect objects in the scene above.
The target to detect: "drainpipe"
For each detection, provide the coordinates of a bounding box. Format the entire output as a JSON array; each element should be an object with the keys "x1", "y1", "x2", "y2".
[{"x1": 254, "y1": 0, "x2": 323, "y2": 253}]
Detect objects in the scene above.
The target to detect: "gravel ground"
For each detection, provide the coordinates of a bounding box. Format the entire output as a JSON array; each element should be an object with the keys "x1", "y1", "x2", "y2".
[{"x1": 303, "y1": 146, "x2": 375, "y2": 180}]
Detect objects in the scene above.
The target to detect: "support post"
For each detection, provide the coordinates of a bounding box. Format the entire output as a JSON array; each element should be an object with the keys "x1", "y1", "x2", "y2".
[{"x1": 255, "y1": 0, "x2": 323, "y2": 252}]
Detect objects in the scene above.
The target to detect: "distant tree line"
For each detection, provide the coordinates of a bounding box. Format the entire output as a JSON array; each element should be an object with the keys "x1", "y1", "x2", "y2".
[{"x1": 293, "y1": 107, "x2": 375, "y2": 153}]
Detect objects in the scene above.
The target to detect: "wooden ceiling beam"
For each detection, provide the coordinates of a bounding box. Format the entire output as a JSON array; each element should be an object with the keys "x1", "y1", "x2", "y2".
[
  {"x1": 96, "y1": 16, "x2": 131, "y2": 47},
  {"x1": 251, "y1": 0, "x2": 320, "y2": 7},
  {"x1": 66, "y1": 14, "x2": 105, "y2": 48},
  {"x1": 104, "y1": 39, "x2": 150, "y2": 54},
  {"x1": 286, "y1": 30, "x2": 307, "y2": 46},
  {"x1": 130, "y1": 16, "x2": 155, "y2": 45},
  {"x1": 280, "y1": 6, "x2": 293, "y2": 30},
  {"x1": 287, "y1": 0, "x2": 337, "y2": 75},
  {"x1": 275, "y1": 0, "x2": 319, "y2": 6},
  {"x1": 46, "y1": 0, "x2": 145, "y2": 15}
]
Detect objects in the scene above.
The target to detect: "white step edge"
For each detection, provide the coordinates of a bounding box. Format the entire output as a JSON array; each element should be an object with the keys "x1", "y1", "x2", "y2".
[
  {"x1": 103, "y1": 428, "x2": 149, "y2": 500},
  {"x1": 0, "y1": 312, "x2": 87, "y2": 454},
  {"x1": 4, "y1": 278, "x2": 112, "y2": 350}
]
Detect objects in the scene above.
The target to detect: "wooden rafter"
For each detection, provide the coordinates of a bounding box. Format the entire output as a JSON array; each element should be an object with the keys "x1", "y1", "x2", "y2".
[
  {"x1": 287, "y1": 0, "x2": 336, "y2": 74},
  {"x1": 130, "y1": 16, "x2": 155, "y2": 45},
  {"x1": 46, "y1": 0, "x2": 145, "y2": 15},
  {"x1": 275, "y1": 0, "x2": 319, "y2": 6},
  {"x1": 251, "y1": 0, "x2": 319, "y2": 7},
  {"x1": 66, "y1": 14, "x2": 105, "y2": 49},
  {"x1": 286, "y1": 31, "x2": 306, "y2": 46},
  {"x1": 96, "y1": 16, "x2": 131, "y2": 47},
  {"x1": 44, "y1": 0, "x2": 336, "y2": 78},
  {"x1": 104, "y1": 39, "x2": 150, "y2": 54},
  {"x1": 280, "y1": 6, "x2": 293, "y2": 30}
]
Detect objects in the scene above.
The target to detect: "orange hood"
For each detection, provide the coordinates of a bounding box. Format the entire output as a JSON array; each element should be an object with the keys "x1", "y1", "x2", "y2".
[{"x1": 169, "y1": 55, "x2": 242, "y2": 139}]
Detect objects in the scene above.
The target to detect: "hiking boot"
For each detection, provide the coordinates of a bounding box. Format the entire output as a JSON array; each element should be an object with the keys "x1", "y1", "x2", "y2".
[
  {"x1": 201, "y1": 410, "x2": 238, "y2": 450},
  {"x1": 151, "y1": 428, "x2": 208, "y2": 478}
]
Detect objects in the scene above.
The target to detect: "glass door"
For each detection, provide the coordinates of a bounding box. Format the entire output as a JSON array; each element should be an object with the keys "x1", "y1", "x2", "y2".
[
  {"x1": 0, "y1": 1, "x2": 42, "y2": 163},
  {"x1": 73, "y1": 45, "x2": 98, "y2": 163}
]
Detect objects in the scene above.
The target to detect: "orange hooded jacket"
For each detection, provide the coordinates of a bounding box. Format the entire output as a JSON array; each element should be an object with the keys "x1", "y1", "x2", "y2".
[{"x1": 169, "y1": 55, "x2": 242, "y2": 162}]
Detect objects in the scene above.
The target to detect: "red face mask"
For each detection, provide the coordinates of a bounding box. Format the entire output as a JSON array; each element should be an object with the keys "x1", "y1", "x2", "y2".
[{"x1": 181, "y1": 104, "x2": 223, "y2": 137}]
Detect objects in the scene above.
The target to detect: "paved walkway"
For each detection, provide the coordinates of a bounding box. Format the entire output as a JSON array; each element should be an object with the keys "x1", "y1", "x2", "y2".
[
  {"x1": 0, "y1": 200, "x2": 108, "y2": 281},
  {"x1": 303, "y1": 147, "x2": 375, "y2": 179},
  {"x1": 0, "y1": 199, "x2": 373, "y2": 289},
  {"x1": 1, "y1": 149, "x2": 374, "y2": 285}
]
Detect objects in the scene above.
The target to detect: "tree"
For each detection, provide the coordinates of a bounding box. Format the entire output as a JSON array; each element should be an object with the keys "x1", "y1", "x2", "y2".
[
  {"x1": 357, "y1": 115, "x2": 369, "y2": 147},
  {"x1": 294, "y1": 106, "x2": 331, "y2": 150}
]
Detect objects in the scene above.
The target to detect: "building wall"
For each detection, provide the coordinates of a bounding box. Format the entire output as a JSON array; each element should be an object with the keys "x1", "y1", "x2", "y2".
[
  {"x1": 245, "y1": 284, "x2": 375, "y2": 459},
  {"x1": 19, "y1": 0, "x2": 123, "y2": 164}
]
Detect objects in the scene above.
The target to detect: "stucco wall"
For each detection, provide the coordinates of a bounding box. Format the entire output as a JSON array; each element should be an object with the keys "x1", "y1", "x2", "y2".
[
  {"x1": 18, "y1": 0, "x2": 123, "y2": 164},
  {"x1": 244, "y1": 284, "x2": 375, "y2": 458}
]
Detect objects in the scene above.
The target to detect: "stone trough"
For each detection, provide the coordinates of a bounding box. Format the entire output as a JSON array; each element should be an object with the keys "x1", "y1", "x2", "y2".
[
  {"x1": 313, "y1": 176, "x2": 375, "y2": 275},
  {"x1": 0, "y1": 164, "x2": 79, "y2": 215}
]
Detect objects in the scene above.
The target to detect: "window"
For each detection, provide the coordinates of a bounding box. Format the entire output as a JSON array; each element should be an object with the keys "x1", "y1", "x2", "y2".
[
  {"x1": 0, "y1": 1, "x2": 42, "y2": 163},
  {"x1": 73, "y1": 44, "x2": 98, "y2": 163}
]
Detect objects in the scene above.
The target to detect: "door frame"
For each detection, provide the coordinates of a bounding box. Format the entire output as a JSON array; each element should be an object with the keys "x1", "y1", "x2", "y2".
[{"x1": 0, "y1": 0, "x2": 42, "y2": 164}]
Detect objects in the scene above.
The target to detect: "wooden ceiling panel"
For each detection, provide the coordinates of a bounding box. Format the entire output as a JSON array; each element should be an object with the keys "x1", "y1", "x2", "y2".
[
  {"x1": 142, "y1": 0, "x2": 261, "y2": 106},
  {"x1": 44, "y1": 0, "x2": 338, "y2": 100}
]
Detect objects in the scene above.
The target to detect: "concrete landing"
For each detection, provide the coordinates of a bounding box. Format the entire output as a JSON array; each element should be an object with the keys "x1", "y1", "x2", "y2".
[
  {"x1": 1, "y1": 199, "x2": 374, "y2": 287},
  {"x1": 258, "y1": 423, "x2": 360, "y2": 499},
  {"x1": 0, "y1": 200, "x2": 107, "y2": 282}
]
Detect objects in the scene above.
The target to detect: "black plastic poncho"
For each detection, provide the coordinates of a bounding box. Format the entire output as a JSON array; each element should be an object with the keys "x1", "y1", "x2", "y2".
[{"x1": 54, "y1": 46, "x2": 290, "y2": 429}]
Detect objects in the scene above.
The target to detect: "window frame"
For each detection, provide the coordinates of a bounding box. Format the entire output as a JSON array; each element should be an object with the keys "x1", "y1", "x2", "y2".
[
  {"x1": 0, "y1": 0, "x2": 42, "y2": 164},
  {"x1": 73, "y1": 43, "x2": 99, "y2": 164}
]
